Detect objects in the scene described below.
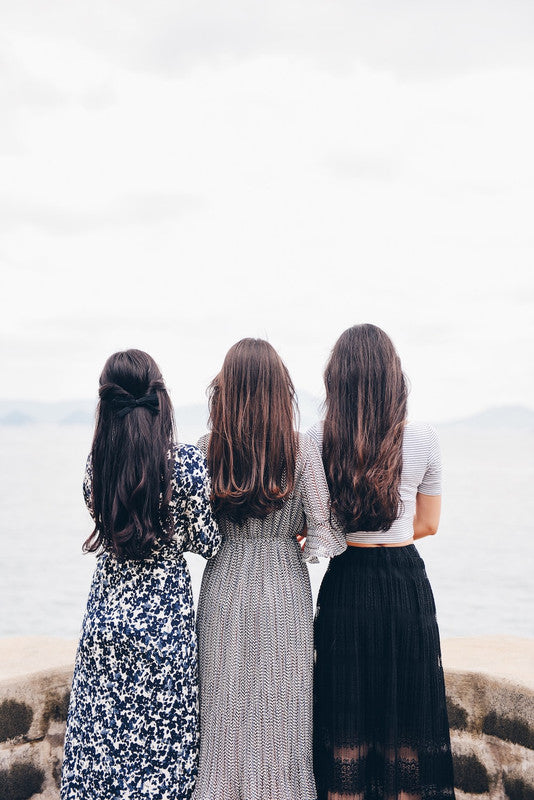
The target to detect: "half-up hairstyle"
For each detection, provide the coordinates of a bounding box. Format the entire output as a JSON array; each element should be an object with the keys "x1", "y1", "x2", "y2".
[
  {"x1": 84, "y1": 349, "x2": 176, "y2": 560},
  {"x1": 322, "y1": 324, "x2": 408, "y2": 532},
  {"x1": 207, "y1": 338, "x2": 298, "y2": 524}
]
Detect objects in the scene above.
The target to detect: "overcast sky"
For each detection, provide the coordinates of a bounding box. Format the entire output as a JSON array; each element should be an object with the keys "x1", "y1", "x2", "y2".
[{"x1": 1, "y1": 1, "x2": 533, "y2": 421}]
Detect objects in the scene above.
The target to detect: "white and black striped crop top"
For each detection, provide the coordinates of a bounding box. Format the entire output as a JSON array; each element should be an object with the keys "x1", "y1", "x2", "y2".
[{"x1": 306, "y1": 420, "x2": 442, "y2": 545}]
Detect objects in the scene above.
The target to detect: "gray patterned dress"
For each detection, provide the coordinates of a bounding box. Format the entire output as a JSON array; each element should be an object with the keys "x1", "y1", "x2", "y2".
[{"x1": 193, "y1": 433, "x2": 346, "y2": 800}]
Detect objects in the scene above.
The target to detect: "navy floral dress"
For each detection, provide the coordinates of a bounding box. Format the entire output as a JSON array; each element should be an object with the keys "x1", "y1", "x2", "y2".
[{"x1": 61, "y1": 444, "x2": 220, "y2": 800}]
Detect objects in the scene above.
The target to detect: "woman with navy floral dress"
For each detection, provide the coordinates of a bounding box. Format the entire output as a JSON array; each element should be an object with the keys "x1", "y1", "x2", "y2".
[{"x1": 61, "y1": 349, "x2": 220, "y2": 800}]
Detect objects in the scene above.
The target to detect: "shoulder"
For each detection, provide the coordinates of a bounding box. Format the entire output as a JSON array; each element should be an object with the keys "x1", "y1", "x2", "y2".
[
  {"x1": 177, "y1": 442, "x2": 207, "y2": 469},
  {"x1": 404, "y1": 420, "x2": 439, "y2": 443},
  {"x1": 305, "y1": 421, "x2": 324, "y2": 448},
  {"x1": 295, "y1": 430, "x2": 323, "y2": 472},
  {"x1": 170, "y1": 443, "x2": 208, "y2": 486},
  {"x1": 196, "y1": 433, "x2": 210, "y2": 457},
  {"x1": 403, "y1": 421, "x2": 440, "y2": 460}
]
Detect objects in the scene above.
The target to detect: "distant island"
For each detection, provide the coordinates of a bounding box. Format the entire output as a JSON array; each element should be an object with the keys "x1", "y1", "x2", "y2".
[
  {"x1": 439, "y1": 405, "x2": 534, "y2": 430},
  {"x1": 1, "y1": 397, "x2": 533, "y2": 432},
  {"x1": 0, "y1": 399, "x2": 98, "y2": 426},
  {"x1": 0, "y1": 391, "x2": 322, "y2": 431}
]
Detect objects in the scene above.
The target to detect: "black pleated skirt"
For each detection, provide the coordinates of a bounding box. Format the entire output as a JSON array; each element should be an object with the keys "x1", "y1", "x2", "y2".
[{"x1": 314, "y1": 545, "x2": 455, "y2": 800}]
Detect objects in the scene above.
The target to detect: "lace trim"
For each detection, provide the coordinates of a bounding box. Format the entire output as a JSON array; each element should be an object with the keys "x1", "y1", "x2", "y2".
[
  {"x1": 332, "y1": 755, "x2": 420, "y2": 794},
  {"x1": 318, "y1": 744, "x2": 455, "y2": 799}
]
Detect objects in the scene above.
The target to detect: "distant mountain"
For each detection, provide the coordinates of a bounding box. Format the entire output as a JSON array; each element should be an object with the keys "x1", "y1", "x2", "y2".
[
  {"x1": 0, "y1": 399, "x2": 97, "y2": 425},
  {"x1": 440, "y1": 405, "x2": 534, "y2": 431},
  {"x1": 0, "y1": 411, "x2": 35, "y2": 426},
  {"x1": 0, "y1": 395, "x2": 323, "y2": 431},
  {"x1": 60, "y1": 410, "x2": 96, "y2": 425},
  {"x1": 1, "y1": 398, "x2": 533, "y2": 432}
]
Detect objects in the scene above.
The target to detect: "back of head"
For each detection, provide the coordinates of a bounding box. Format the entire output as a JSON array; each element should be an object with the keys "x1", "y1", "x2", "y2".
[
  {"x1": 207, "y1": 338, "x2": 297, "y2": 523},
  {"x1": 84, "y1": 349, "x2": 176, "y2": 559},
  {"x1": 323, "y1": 324, "x2": 407, "y2": 532}
]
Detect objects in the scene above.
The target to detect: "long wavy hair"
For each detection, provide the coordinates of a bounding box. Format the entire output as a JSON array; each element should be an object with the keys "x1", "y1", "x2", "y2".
[
  {"x1": 83, "y1": 349, "x2": 176, "y2": 560},
  {"x1": 207, "y1": 338, "x2": 298, "y2": 524},
  {"x1": 322, "y1": 324, "x2": 408, "y2": 532}
]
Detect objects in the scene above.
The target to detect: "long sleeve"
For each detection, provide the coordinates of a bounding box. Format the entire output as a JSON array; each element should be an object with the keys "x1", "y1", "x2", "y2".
[
  {"x1": 300, "y1": 435, "x2": 347, "y2": 563},
  {"x1": 83, "y1": 454, "x2": 95, "y2": 521},
  {"x1": 175, "y1": 444, "x2": 221, "y2": 559}
]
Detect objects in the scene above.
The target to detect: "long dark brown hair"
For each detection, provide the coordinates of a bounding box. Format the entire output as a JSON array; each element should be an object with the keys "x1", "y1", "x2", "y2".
[
  {"x1": 207, "y1": 338, "x2": 298, "y2": 524},
  {"x1": 83, "y1": 349, "x2": 176, "y2": 560},
  {"x1": 322, "y1": 324, "x2": 407, "y2": 532}
]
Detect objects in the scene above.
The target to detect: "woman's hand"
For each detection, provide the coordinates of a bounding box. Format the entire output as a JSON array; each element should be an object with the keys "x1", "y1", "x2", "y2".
[{"x1": 296, "y1": 525, "x2": 308, "y2": 551}]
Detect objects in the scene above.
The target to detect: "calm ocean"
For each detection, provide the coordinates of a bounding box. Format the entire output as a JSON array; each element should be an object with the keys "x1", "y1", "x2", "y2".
[{"x1": 1, "y1": 423, "x2": 533, "y2": 639}]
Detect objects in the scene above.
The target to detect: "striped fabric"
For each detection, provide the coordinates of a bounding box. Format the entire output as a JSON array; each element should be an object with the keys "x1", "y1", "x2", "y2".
[{"x1": 307, "y1": 421, "x2": 441, "y2": 544}]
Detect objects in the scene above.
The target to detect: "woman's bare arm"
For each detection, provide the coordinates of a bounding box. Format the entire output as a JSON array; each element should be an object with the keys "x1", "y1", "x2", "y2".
[{"x1": 413, "y1": 493, "x2": 441, "y2": 539}]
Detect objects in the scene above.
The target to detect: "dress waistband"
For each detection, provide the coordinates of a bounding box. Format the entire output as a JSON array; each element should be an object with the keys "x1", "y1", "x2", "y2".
[{"x1": 221, "y1": 530, "x2": 297, "y2": 542}]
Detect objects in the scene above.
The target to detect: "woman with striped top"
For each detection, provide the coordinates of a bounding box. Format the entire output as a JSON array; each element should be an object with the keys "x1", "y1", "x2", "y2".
[{"x1": 310, "y1": 324, "x2": 455, "y2": 800}]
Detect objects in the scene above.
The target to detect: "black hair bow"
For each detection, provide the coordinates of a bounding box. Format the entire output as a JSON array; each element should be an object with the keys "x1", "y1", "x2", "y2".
[{"x1": 112, "y1": 392, "x2": 159, "y2": 418}]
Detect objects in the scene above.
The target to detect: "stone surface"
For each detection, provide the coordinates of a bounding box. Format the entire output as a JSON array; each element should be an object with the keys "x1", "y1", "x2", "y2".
[
  {"x1": 453, "y1": 751, "x2": 491, "y2": 794},
  {"x1": 0, "y1": 699, "x2": 34, "y2": 743},
  {"x1": 442, "y1": 637, "x2": 534, "y2": 800},
  {"x1": 0, "y1": 669, "x2": 74, "y2": 743},
  {"x1": 504, "y1": 774, "x2": 534, "y2": 800},
  {"x1": 0, "y1": 635, "x2": 532, "y2": 800},
  {"x1": 0, "y1": 759, "x2": 45, "y2": 800},
  {"x1": 450, "y1": 729, "x2": 534, "y2": 799},
  {"x1": 0, "y1": 639, "x2": 75, "y2": 800}
]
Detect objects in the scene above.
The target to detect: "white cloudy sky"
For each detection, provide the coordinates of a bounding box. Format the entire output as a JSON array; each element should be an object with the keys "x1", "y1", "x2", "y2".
[{"x1": 1, "y1": 0, "x2": 533, "y2": 421}]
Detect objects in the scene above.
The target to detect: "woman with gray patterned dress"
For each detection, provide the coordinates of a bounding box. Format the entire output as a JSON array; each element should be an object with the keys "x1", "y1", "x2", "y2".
[{"x1": 192, "y1": 339, "x2": 346, "y2": 800}]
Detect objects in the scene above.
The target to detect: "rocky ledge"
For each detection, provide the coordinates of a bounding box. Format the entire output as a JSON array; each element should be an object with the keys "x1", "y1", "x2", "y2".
[
  {"x1": 0, "y1": 636, "x2": 532, "y2": 800},
  {"x1": 442, "y1": 637, "x2": 534, "y2": 800}
]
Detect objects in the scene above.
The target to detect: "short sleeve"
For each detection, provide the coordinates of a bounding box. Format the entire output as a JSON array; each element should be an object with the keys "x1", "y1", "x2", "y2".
[
  {"x1": 83, "y1": 454, "x2": 95, "y2": 520},
  {"x1": 300, "y1": 436, "x2": 347, "y2": 563},
  {"x1": 417, "y1": 425, "x2": 442, "y2": 495},
  {"x1": 175, "y1": 445, "x2": 221, "y2": 559}
]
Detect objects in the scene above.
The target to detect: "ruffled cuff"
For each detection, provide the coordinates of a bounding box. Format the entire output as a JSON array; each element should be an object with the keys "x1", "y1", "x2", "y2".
[{"x1": 302, "y1": 529, "x2": 347, "y2": 564}]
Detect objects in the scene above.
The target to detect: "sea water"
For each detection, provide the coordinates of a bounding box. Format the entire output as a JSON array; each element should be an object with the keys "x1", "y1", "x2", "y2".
[{"x1": 0, "y1": 423, "x2": 532, "y2": 639}]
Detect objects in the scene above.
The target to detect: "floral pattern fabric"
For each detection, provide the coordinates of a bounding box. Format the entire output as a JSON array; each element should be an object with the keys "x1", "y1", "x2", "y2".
[{"x1": 61, "y1": 444, "x2": 220, "y2": 800}]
